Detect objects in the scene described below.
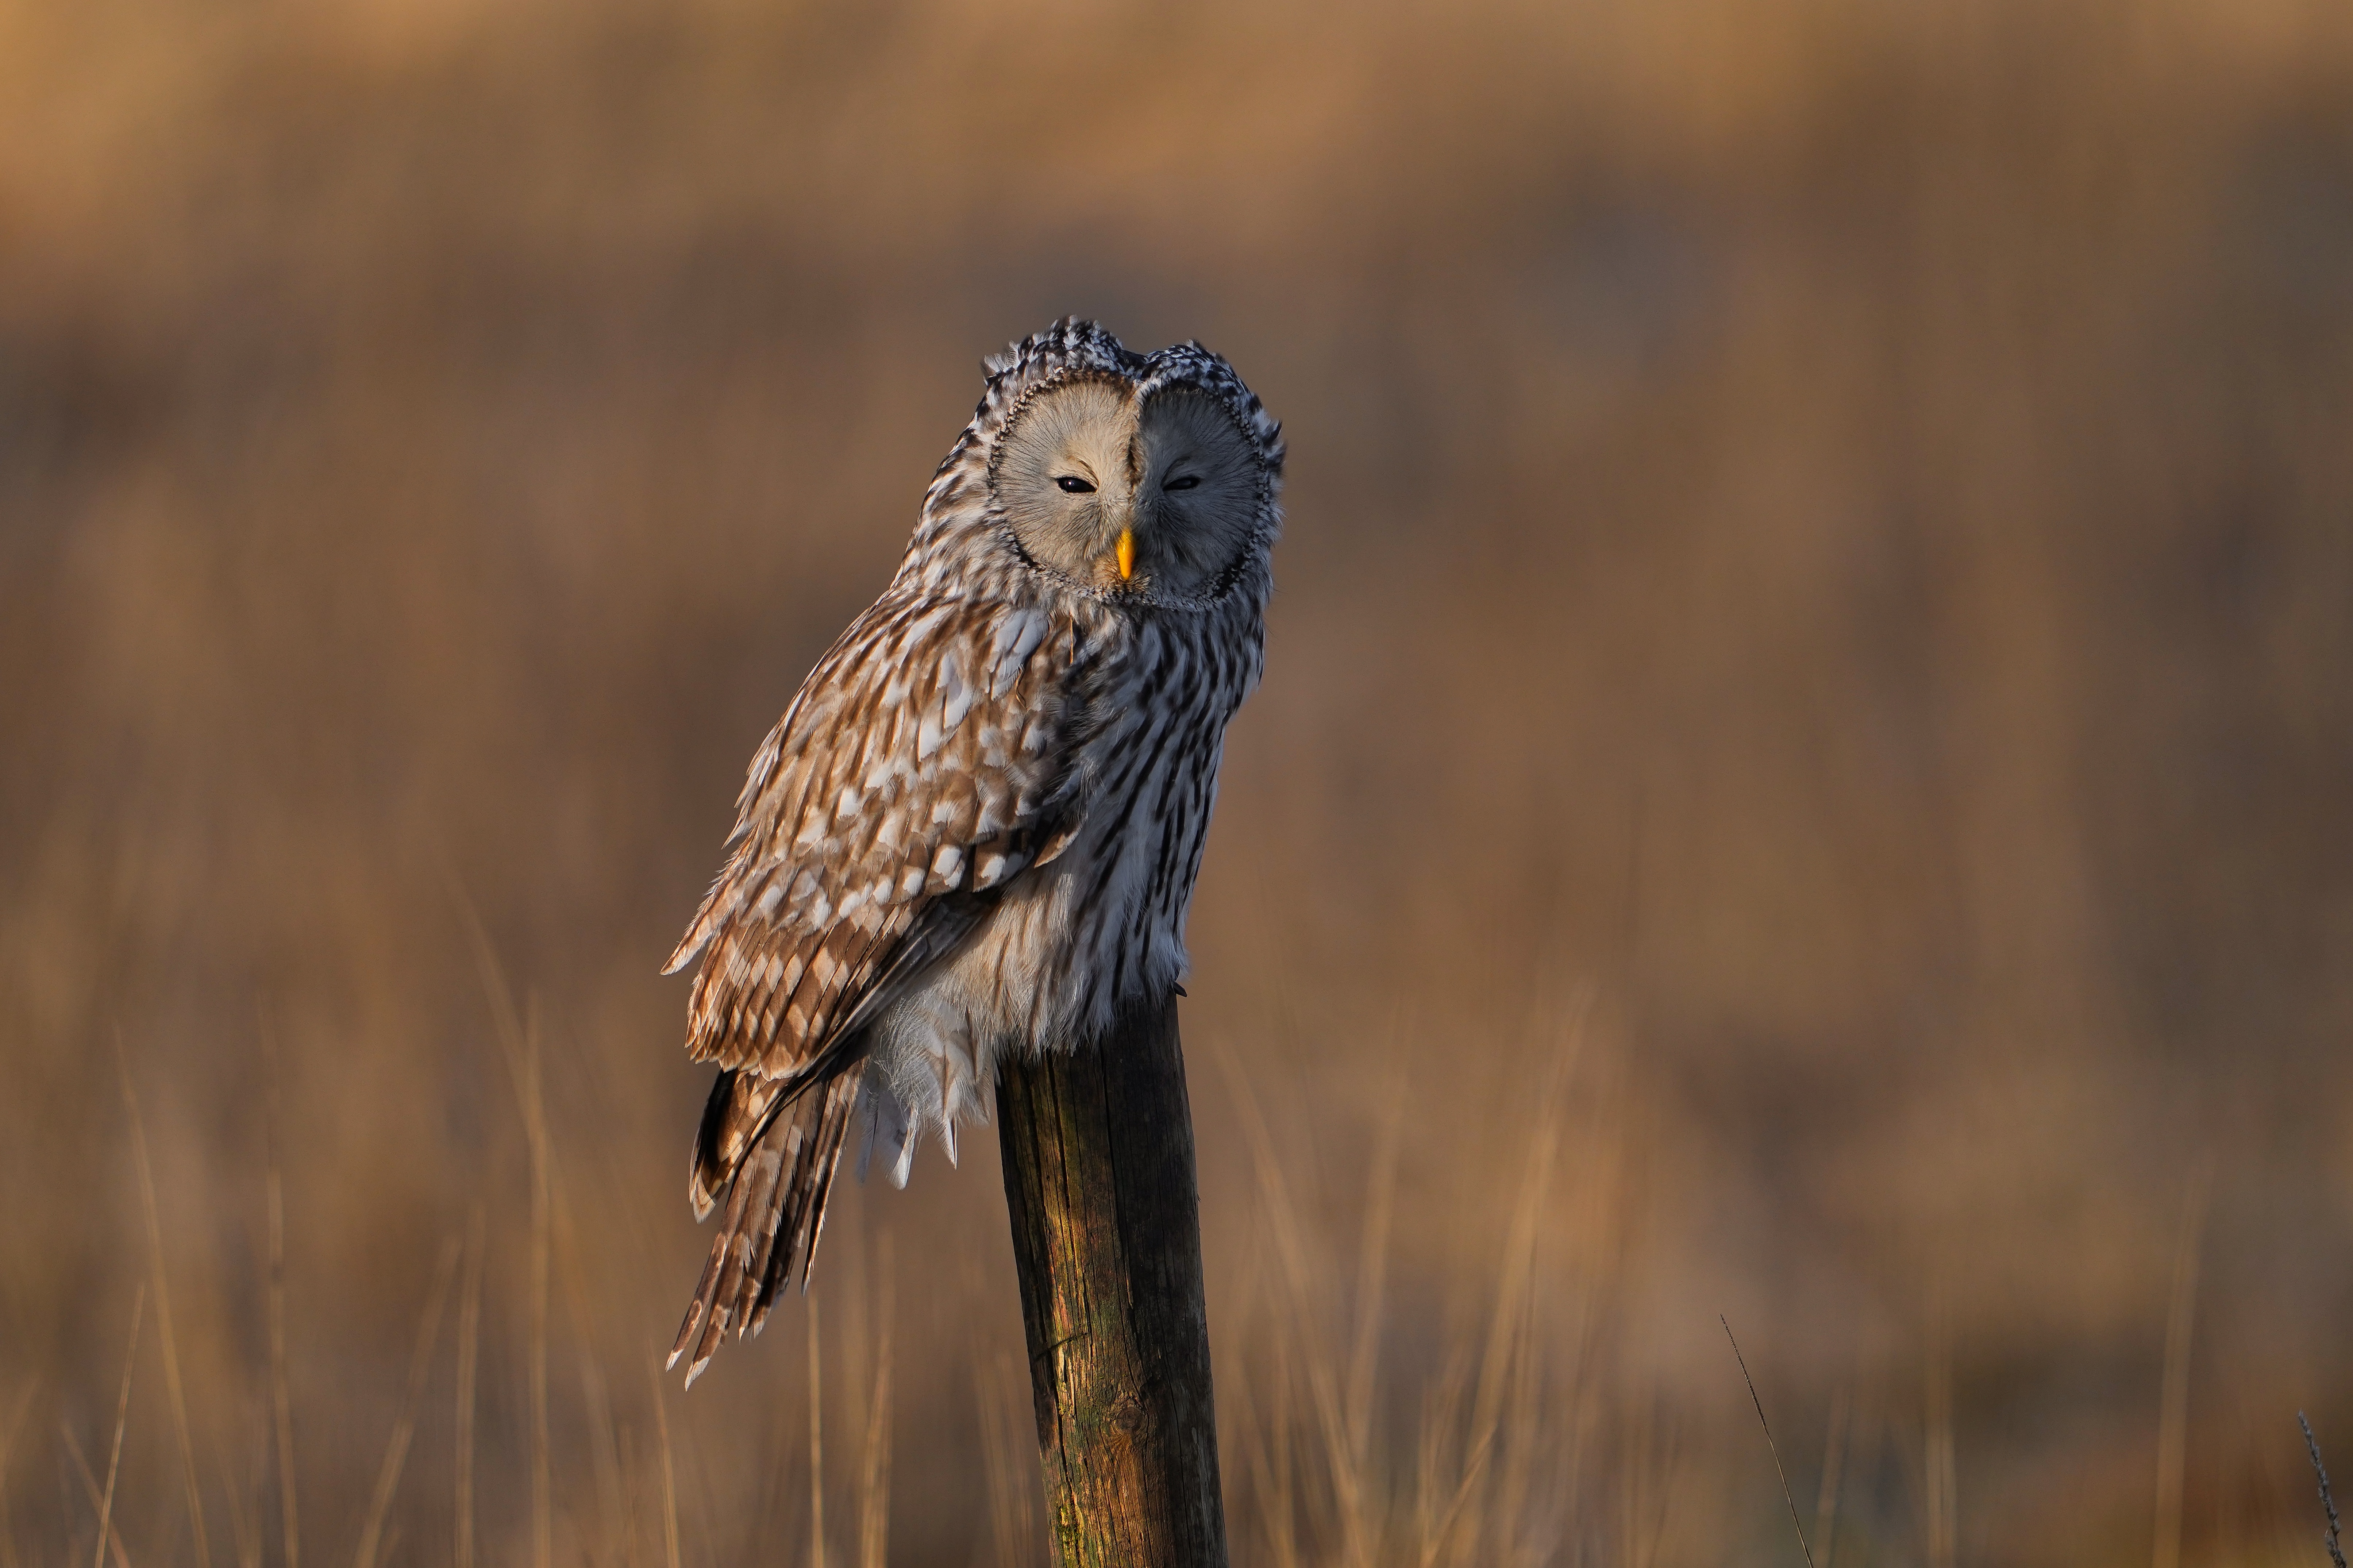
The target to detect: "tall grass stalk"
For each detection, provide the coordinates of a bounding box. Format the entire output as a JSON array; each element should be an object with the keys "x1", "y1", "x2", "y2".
[
  {"x1": 856, "y1": 1244, "x2": 893, "y2": 1568},
  {"x1": 1723, "y1": 1317, "x2": 1816, "y2": 1568},
  {"x1": 1813, "y1": 1385, "x2": 1850, "y2": 1568},
  {"x1": 63, "y1": 1428, "x2": 134, "y2": 1568},
  {"x1": 1216, "y1": 1008, "x2": 1603, "y2": 1567},
  {"x1": 455, "y1": 1207, "x2": 486, "y2": 1568},
  {"x1": 525, "y1": 1004, "x2": 554, "y2": 1568},
  {"x1": 806, "y1": 1295, "x2": 826, "y2": 1568},
  {"x1": 454, "y1": 882, "x2": 555, "y2": 1568},
  {"x1": 116, "y1": 1045, "x2": 212, "y2": 1568},
  {"x1": 646, "y1": 1360, "x2": 683, "y2": 1568},
  {"x1": 350, "y1": 1238, "x2": 461, "y2": 1568},
  {"x1": 0, "y1": 1379, "x2": 38, "y2": 1568},
  {"x1": 973, "y1": 1346, "x2": 1034, "y2": 1568},
  {"x1": 2152, "y1": 1164, "x2": 2212, "y2": 1568},
  {"x1": 216, "y1": 1423, "x2": 261, "y2": 1568},
  {"x1": 1925, "y1": 1291, "x2": 1956, "y2": 1568},
  {"x1": 94, "y1": 1285, "x2": 146, "y2": 1568},
  {"x1": 1218, "y1": 1044, "x2": 1378, "y2": 1566},
  {"x1": 263, "y1": 1017, "x2": 299, "y2": 1568},
  {"x1": 2300, "y1": 1414, "x2": 2347, "y2": 1568}
]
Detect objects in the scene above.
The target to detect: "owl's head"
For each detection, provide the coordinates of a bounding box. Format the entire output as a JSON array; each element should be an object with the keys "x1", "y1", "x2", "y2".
[{"x1": 952, "y1": 320, "x2": 1282, "y2": 609}]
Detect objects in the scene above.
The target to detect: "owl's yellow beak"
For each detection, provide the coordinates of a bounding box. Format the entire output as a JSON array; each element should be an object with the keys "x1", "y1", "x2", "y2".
[{"x1": 1115, "y1": 528, "x2": 1136, "y2": 582}]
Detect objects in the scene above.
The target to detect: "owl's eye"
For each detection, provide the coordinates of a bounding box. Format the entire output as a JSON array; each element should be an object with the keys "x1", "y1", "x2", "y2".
[
  {"x1": 1055, "y1": 475, "x2": 1095, "y2": 494},
  {"x1": 1162, "y1": 474, "x2": 1201, "y2": 492}
]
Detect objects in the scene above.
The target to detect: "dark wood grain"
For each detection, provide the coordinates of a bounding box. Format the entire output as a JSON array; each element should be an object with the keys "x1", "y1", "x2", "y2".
[{"x1": 995, "y1": 994, "x2": 1228, "y2": 1568}]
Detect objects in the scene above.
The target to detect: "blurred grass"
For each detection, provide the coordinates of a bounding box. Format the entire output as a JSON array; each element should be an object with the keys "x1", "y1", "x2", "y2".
[{"x1": 3, "y1": 0, "x2": 2352, "y2": 1562}]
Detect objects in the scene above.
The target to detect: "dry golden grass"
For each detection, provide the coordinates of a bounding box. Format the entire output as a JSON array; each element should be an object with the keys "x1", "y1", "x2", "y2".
[{"x1": 4, "y1": 0, "x2": 2352, "y2": 1562}]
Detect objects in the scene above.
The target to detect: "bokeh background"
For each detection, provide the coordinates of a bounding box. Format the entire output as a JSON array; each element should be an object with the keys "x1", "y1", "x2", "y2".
[{"x1": 5, "y1": 0, "x2": 2352, "y2": 1563}]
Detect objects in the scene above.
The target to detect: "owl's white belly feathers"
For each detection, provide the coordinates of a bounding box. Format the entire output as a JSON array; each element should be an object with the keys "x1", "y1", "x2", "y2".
[
  {"x1": 855, "y1": 834, "x2": 1140, "y2": 1188},
  {"x1": 855, "y1": 609, "x2": 1239, "y2": 1188}
]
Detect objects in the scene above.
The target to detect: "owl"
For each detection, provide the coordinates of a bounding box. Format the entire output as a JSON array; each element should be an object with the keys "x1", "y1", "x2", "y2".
[{"x1": 665, "y1": 319, "x2": 1283, "y2": 1384}]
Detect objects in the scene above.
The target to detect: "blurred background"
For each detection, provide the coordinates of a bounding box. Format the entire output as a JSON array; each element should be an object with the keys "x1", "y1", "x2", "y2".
[{"x1": 5, "y1": 0, "x2": 2352, "y2": 1562}]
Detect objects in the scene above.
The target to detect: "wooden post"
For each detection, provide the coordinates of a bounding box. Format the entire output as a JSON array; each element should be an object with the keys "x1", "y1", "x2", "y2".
[{"x1": 995, "y1": 994, "x2": 1228, "y2": 1568}]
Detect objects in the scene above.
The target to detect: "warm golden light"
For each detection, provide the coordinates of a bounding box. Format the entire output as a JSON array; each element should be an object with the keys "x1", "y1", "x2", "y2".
[{"x1": 5, "y1": 3, "x2": 2342, "y2": 1561}]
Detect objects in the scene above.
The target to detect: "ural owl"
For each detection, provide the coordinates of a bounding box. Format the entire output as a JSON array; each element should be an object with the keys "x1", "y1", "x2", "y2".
[{"x1": 665, "y1": 320, "x2": 1283, "y2": 1383}]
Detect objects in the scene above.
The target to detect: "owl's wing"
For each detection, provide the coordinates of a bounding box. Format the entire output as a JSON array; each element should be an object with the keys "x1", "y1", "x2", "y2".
[
  {"x1": 669, "y1": 592, "x2": 1086, "y2": 1085},
  {"x1": 665, "y1": 594, "x2": 1087, "y2": 1384}
]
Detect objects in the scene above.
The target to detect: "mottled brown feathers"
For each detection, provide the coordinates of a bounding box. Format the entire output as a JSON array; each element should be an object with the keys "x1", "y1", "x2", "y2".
[
  {"x1": 667, "y1": 598, "x2": 1083, "y2": 1076},
  {"x1": 665, "y1": 319, "x2": 1280, "y2": 1386}
]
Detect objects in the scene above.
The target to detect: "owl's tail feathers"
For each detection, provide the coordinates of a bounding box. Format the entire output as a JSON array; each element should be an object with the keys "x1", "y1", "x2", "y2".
[{"x1": 669, "y1": 1069, "x2": 859, "y2": 1388}]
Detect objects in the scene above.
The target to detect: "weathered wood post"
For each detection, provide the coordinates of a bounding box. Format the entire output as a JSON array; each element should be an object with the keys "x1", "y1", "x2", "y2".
[{"x1": 995, "y1": 993, "x2": 1228, "y2": 1567}]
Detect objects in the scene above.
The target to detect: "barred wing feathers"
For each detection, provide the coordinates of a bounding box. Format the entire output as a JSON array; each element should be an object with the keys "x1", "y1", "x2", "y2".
[{"x1": 665, "y1": 592, "x2": 1085, "y2": 1383}]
